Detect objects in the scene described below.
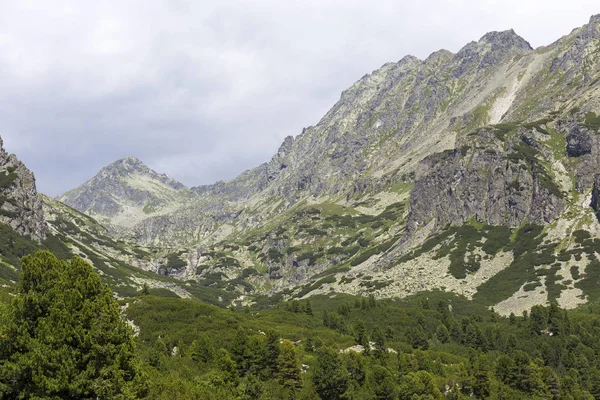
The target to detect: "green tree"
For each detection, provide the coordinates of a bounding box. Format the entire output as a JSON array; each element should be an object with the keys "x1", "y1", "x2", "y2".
[
  {"x1": 304, "y1": 299, "x2": 313, "y2": 316},
  {"x1": 190, "y1": 332, "x2": 215, "y2": 364},
  {"x1": 289, "y1": 300, "x2": 300, "y2": 313},
  {"x1": 368, "y1": 294, "x2": 377, "y2": 308},
  {"x1": 495, "y1": 354, "x2": 516, "y2": 385},
  {"x1": 148, "y1": 338, "x2": 168, "y2": 369},
  {"x1": 472, "y1": 355, "x2": 492, "y2": 398},
  {"x1": 367, "y1": 365, "x2": 398, "y2": 399},
  {"x1": 264, "y1": 329, "x2": 281, "y2": 373},
  {"x1": 372, "y1": 326, "x2": 387, "y2": 359},
  {"x1": 354, "y1": 320, "x2": 370, "y2": 354},
  {"x1": 398, "y1": 371, "x2": 442, "y2": 400},
  {"x1": 140, "y1": 282, "x2": 150, "y2": 296},
  {"x1": 312, "y1": 346, "x2": 348, "y2": 400},
  {"x1": 277, "y1": 340, "x2": 301, "y2": 390},
  {"x1": 343, "y1": 350, "x2": 367, "y2": 389},
  {"x1": 435, "y1": 324, "x2": 450, "y2": 343},
  {"x1": 0, "y1": 251, "x2": 146, "y2": 399},
  {"x1": 529, "y1": 305, "x2": 547, "y2": 335},
  {"x1": 216, "y1": 349, "x2": 239, "y2": 387}
]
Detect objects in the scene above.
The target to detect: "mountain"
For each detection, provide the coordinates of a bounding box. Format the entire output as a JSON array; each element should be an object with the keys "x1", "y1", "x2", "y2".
[
  {"x1": 0, "y1": 138, "x2": 238, "y2": 305},
  {"x1": 0, "y1": 137, "x2": 47, "y2": 242},
  {"x1": 59, "y1": 15, "x2": 600, "y2": 315},
  {"x1": 59, "y1": 156, "x2": 193, "y2": 232}
]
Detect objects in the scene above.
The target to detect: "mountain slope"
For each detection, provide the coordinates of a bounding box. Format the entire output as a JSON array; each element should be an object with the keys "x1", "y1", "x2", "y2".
[
  {"x1": 58, "y1": 15, "x2": 600, "y2": 315},
  {"x1": 118, "y1": 17, "x2": 597, "y2": 248},
  {"x1": 117, "y1": 27, "x2": 538, "y2": 247}
]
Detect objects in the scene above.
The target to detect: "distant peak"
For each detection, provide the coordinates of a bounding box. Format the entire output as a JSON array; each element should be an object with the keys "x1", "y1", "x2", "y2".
[
  {"x1": 120, "y1": 156, "x2": 143, "y2": 165},
  {"x1": 398, "y1": 54, "x2": 421, "y2": 65},
  {"x1": 479, "y1": 29, "x2": 532, "y2": 51},
  {"x1": 101, "y1": 156, "x2": 149, "y2": 176},
  {"x1": 425, "y1": 49, "x2": 454, "y2": 64}
]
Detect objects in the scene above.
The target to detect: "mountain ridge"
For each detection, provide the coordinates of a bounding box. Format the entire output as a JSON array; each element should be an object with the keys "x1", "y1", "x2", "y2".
[{"x1": 50, "y1": 15, "x2": 600, "y2": 314}]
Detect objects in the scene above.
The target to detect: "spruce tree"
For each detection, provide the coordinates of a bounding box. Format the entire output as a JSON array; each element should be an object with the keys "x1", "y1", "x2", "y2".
[
  {"x1": 190, "y1": 332, "x2": 215, "y2": 364},
  {"x1": 312, "y1": 347, "x2": 348, "y2": 400},
  {"x1": 0, "y1": 251, "x2": 146, "y2": 399},
  {"x1": 277, "y1": 340, "x2": 301, "y2": 390}
]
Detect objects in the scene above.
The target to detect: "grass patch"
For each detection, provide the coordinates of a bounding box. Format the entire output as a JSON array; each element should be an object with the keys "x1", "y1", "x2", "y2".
[{"x1": 584, "y1": 112, "x2": 600, "y2": 132}]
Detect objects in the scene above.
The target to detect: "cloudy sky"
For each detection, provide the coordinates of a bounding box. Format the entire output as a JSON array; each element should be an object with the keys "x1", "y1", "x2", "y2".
[{"x1": 0, "y1": 1, "x2": 597, "y2": 195}]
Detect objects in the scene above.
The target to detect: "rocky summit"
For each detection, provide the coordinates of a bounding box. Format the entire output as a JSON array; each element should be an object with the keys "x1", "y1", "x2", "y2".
[
  {"x1": 51, "y1": 15, "x2": 600, "y2": 314},
  {"x1": 59, "y1": 156, "x2": 193, "y2": 233}
]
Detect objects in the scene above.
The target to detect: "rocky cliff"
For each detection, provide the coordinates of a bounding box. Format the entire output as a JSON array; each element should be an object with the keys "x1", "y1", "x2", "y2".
[{"x1": 0, "y1": 137, "x2": 47, "y2": 241}]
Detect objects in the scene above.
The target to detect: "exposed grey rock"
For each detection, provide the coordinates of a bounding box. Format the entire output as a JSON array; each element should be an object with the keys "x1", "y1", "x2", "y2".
[
  {"x1": 0, "y1": 136, "x2": 47, "y2": 241},
  {"x1": 566, "y1": 126, "x2": 592, "y2": 157},
  {"x1": 406, "y1": 127, "x2": 566, "y2": 233},
  {"x1": 591, "y1": 174, "x2": 600, "y2": 221}
]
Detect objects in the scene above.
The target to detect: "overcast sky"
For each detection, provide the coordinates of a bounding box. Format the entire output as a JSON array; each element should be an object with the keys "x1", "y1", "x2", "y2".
[{"x1": 0, "y1": 1, "x2": 597, "y2": 196}]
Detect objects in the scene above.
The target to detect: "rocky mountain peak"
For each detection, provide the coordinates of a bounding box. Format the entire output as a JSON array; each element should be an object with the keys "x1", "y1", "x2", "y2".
[
  {"x1": 479, "y1": 29, "x2": 533, "y2": 51},
  {"x1": 98, "y1": 156, "x2": 185, "y2": 191},
  {"x1": 590, "y1": 14, "x2": 600, "y2": 24},
  {"x1": 59, "y1": 156, "x2": 189, "y2": 230},
  {"x1": 424, "y1": 49, "x2": 454, "y2": 65},
  {"x1": 0, "y1": 136, "x2": 47, "y2": 241}
]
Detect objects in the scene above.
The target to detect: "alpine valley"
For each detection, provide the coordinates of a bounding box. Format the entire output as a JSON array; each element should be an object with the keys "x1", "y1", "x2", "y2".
[{"x1": 4, "y1": 15, "x2": 600, "y2": 316}]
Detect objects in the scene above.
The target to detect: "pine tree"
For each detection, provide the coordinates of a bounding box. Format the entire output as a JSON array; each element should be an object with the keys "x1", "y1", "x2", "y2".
[
  {"x1": 372, "y1": 326, "x2": 386, "y2": 359},
  {"x1": 277, "y1": 340, "x2": 301, "y2": 390},
  {"x1": 354, "y1": 319, "x2": 370, "y2": 354},
  {"x1": 216, "y1": 349, "x2": 239, "y2": 387},
  {"x1": 367, "y1": 365, "x2": 398, "y2": 399},
  {"x1": 190, "y1": 332, "x2": 215, "y2": 364},
  {"x1": 290, "y1": 300, "x2": 300, "y2": 313},
  {"x1": 323, "y1": 310, "x2": 330, "y2": 327},
  {"x1": 304, "y1": 299, "x2": 313, "y2": 316},
  {"x1": 312, "y1": 346, "x2": 348, "y2": 400},
  {"x1": 435, "y1": 324, "x2": 450, "y2": 344},
  {"x1": 472, "y1": 355, "x2": 492, "y2": 398},
  {"x1": 0, "y1": 251, "x2": 146, "y2": 399},
  {"x1": 264, "y1": 329, "x2": 280, "y2": 374},
  {"x1": 344, "y1": 351, "x2": 367, "y2": 388},
  {"x1": 398, "y1": 371, "x2": 443, "y2": 399},
  {"x1": 140, "y1": 282, "x2": 150, "y2": 296},
  {"x1": 231, "y1": 326, "x2": 249, "y2": 374},
  {"x1": 368, "y1": 294, "x2": 377, "y2": 308}
]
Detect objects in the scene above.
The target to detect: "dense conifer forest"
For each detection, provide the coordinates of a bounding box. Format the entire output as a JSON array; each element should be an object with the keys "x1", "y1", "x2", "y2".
[{"x1": 3, "y1": 252, "x2": 600, "y2": 399}]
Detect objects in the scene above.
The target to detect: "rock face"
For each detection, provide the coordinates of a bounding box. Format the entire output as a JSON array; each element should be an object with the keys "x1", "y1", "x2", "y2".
[
  {"x1": 59, "y1": 156, "x2": 191, "y2": 232},
  {"x1": 0, "y1": 137, "x2": 47, "y2": 241},
  {"x1": 406, "y1": 127, "x2": 566, "y2": 233},
  {"x1": 566, "y1": 126, "x2": 592, "y2": 157}
]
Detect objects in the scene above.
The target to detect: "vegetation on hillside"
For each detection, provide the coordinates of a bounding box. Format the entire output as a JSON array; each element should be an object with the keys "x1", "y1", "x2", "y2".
[{"x1": 3, "y1": 235, "x2": 600, "y2": 398}]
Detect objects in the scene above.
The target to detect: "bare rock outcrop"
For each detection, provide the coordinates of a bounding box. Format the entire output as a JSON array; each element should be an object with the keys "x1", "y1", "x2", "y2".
[
  {"x1": 0, "y1": 137, "x2": 47, "y2": 241},
  {"x1": 406, "y1": 127, "x2": 566, "y2": 233}
]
